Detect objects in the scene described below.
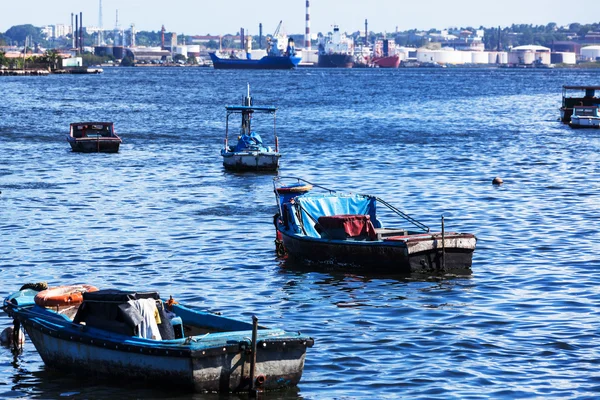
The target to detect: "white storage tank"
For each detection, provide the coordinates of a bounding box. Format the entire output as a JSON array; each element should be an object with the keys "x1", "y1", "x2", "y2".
[
  {"x1": 416, "y1": 49, "x2": 436, "y2": 63},
  {"x1": 435, "y1": 50, "x2": 455, "y2": 65},
  {"x1": 471, "y1": 51, "x2": 488, "y2": 64},
  {"x1": 581, "y1": 45, "x2": 600, "y2": 61}
]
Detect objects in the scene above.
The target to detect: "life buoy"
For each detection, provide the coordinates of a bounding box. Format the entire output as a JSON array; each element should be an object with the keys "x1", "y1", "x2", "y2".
[
  {"x1": 34, "y1": 284, "x2": 99, "y2": 307},
  {"x1": 275, "y1": 183, "x2": 313, "y2": 194}
]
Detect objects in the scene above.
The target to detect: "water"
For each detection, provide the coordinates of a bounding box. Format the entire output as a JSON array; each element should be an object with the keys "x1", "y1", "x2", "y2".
[{"x1": 1, "y1": 67, "x2": 600, "y2": 399}]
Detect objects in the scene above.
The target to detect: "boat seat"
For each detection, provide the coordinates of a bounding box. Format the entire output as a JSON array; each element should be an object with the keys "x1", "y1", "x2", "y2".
[{"x1": 375, "y1": 228, "x2": 408, "y2": 240}]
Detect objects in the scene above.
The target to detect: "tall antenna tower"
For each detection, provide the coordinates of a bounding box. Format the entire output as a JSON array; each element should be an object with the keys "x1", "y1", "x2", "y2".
[
  {"x1": 305, "y1": 0, "x2": 311, "y2": 50},
  {"x1": 98, "y1": 0, "x2": 104, "y2": 45}
]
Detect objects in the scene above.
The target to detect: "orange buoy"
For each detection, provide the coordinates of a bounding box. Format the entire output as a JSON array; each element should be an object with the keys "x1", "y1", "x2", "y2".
[
  {"x1": 492, "y1": 177, "x2": 504, "y2": 185},
  {"x1": 34, "y1": 284, "x2": 99, "y2": 308}
]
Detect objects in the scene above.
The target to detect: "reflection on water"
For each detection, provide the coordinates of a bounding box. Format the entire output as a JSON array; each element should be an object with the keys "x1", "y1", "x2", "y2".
[{"x1": 1, "y1": 67, "x2": 600, "y2": 399}]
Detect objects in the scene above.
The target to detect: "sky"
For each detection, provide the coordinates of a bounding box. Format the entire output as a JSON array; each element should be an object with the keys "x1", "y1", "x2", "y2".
[{"x1": 1, "y1": 0, "x2": 598, "y2": 36}]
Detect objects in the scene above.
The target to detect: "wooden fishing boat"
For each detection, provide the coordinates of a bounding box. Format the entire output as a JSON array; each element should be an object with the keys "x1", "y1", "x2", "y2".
[
  {"x1": 3, "y1": 285, "x2": 313, "y2": 394},
  {"x1": 273, "y1": 177, "x2": 476, "y2": 274},
  {"x1": 67, "y1": 122, "x2": 122, "y2": 153},
  {"x1": 560, "y1": 86, "x2": 600, "y2": 123},
  {"x1": 221, "y1": 85, "x2": 280, "y2": 171}
]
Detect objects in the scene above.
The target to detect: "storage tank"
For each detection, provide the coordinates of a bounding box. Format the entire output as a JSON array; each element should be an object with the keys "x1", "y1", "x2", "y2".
[
  {"x1": 416, "y1": 49, "x2": 436, "y2": 63},
  {"x1": 435, "y1": 50, "x2": 455, "y2": 65},
  {"x1": 581, "y1": 45, "x2": 600, "y2": 61},
  {"x1": 471, "y1": 51, "x2": 488, "y2": 64}
]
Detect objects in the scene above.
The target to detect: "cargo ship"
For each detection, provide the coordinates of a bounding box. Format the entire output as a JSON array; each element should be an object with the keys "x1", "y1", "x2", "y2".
[
  {"x1": 210, "y1": 36, "x2": 300, "y2": 70},
  {"x1": 317, "y1": 26, "x2": 354, "y2": 68},
  {"x1": 372, "y1": 38, "x2": 400, "y2": 68}
]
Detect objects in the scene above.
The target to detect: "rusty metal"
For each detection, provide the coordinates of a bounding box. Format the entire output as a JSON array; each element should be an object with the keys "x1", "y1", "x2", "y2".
[
  {"x1": 442, "y1": 216, "x2": 446, "y2": 270},
  {"x1": 249, "y1": 315, "x2": 259, "y2": 397}
]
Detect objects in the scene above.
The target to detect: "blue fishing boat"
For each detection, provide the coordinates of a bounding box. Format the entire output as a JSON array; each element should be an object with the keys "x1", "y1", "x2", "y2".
[
  {"x1": 3, "y1": 284, "x2": 313, "y2": 394},
  {"x1": 273, "y1": 177, "x2": 477, "y2": 274},
  {"x1": 221, "y1": 85, "x2": 280, "y2": 171}
]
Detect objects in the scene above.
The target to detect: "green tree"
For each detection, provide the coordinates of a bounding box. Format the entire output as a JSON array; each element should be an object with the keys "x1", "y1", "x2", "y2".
[{"x1": 4, "y1": 24, "x2": 43, "y2": 45}]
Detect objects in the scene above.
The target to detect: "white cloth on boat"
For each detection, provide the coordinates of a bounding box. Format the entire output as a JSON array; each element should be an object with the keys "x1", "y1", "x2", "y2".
[{"x1": 128, "y1": 298, "x2": 162, "y2": 340}]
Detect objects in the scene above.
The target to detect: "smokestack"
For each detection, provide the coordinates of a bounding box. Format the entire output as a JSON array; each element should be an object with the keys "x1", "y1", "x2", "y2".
[
  {"x1": 259, "y1": 23, "x2": 262, "y2": 49},
  {"x1": 365, "y1": 19, "x2": 368, "y2": 46},
  {"x1": 240, "y1": 27, "x2": 244, "y2": 50},
  {"x1": 80, "y1": 12, "x2": 83, "y2": 53},
  {"x1": 305, "y1": 0, "x2": 311, "y2": 50},
  {"x1": 161, "y1": 25, "x2": 165, "y2": 50},
  {"x1": 75, "y1": 14, "x2": 79, "y2": 52},
  {"x1": 71, "y1": 13, "x2": 75, "y2": 49}
]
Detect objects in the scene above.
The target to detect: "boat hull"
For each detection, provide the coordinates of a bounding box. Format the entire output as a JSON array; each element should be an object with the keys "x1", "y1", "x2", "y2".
[
  {"x1": 569, "y1": 116, "x2": 600, "y2": 128},
  {"x1": 67, "y1": 138, "x2": 121, "y2": 153},
  {"x1": 209, "y1": 53, "x2": 301, "y2": 70},
  {"x1": 317, "y1": 54, "x2": 354, "y2": 68},
  {"x1": 372, "y1": 55, "x2": 400, "y2": 68},
  {"x1": 278, "y1": 228, "x2": 476, "y2": 274},
  {"x1": 222, "y1": 151, "x2": 280, "y2": 171},
  {"x1": 21, "y1": 321, "x2": 307, "y2": 392}
]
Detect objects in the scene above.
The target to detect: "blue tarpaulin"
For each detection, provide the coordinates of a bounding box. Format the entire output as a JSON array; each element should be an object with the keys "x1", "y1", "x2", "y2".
[{"x1": 292, "y1": 193, "x2": 381, "y2": 237}]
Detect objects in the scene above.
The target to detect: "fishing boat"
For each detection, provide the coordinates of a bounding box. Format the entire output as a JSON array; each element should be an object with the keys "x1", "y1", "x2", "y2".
[
  {"x1": 67, "y1": 122, "x2": 122, "y2": 153},
  {"x1": 560, "y1": 86, "x2": 600, "y2": 123},
  {"x1": 221, "y1": 86, "x2": 280, "y2": 171},
  {"x1": 3, "y1": 284, "x2": 313, "y2": 394},
  {"x1": 273, "y1": 177, "x2": 477, "y2": 274},
  {"x1": 569, "y1": 105, "x2": 600, "y2": 128},
  {"x1": 317, "y1": 26, "x2": 354, "y2": 68}
]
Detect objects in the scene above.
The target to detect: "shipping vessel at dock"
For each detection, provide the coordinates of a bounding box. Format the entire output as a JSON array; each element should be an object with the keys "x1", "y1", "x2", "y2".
[
  {"x1": 317, "y1": 26, "x2": 354, "y2": 68},
  {"x1": 372, "y1": 38, "x2": 400, "y2": 68}
]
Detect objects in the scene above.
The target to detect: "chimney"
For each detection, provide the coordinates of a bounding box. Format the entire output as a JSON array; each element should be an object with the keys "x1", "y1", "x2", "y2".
[
  {"x1": 365, "y1": 19, "x2": 368, "y2": 46},
  {"x1": 75, "y1": 14, "x2": 79, "y2": 52},
  {"x1": 259, "y1": 23, "x2": 262, "y2": 49},
  {"x1": 71, "y1": 13, "x2": 75, "y2": 49},
  {"x1": 305, "y1": 0, "x2": 311, "y2": 50},
  {"x1": 80, "y1": 12, "x2": 83, "y2": 53}
]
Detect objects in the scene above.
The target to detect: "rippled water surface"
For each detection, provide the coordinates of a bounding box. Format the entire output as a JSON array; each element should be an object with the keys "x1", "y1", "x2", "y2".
[{"x1": 1, "y1": 67, "x2": 600, "y2": 399}]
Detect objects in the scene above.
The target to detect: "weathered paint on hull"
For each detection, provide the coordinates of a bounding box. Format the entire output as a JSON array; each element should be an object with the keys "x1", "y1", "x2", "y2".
[
  {"x1": 22, "y1": 321, "x2": 307, "y2": 393},
  {"x1": 68, "y1": 139, "x2": 121, "y2": 153},
  {"x1": 222, "y1": 152, "x2": 280, "y2": 171},
  {"x1": 279, "y1": 230, "x2": 475, "y2": 274}
]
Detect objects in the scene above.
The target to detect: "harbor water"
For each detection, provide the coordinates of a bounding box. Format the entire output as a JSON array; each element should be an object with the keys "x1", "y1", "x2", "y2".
[{"x1": 1, "y1": 67, "x2": 599, "y2": 399}]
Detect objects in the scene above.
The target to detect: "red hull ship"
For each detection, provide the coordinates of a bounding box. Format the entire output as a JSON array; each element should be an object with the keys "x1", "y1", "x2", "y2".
[
  {"x1": 372, "y1": 38, "x2": 400, "y2": 68},
  {"x1": 372, "y1": 54, "x2": 400, "y2": 68}
]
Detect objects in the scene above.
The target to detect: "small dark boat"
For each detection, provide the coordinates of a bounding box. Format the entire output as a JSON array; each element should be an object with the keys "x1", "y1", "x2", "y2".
[
  {"x1": 67, "y1": 122, "x2": 122, "y2": 153},
  {"x1": 3, "y1": 284, "x2": 313, "y2": 393},
  {"x1": 221, "y1": 85, "x2": 280, "y2": 171},
  {"x1": 273, "y1": 177, "x2": 477, "y2": 274}
]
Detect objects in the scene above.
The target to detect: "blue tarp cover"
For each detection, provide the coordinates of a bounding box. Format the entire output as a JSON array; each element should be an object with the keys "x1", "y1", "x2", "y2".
[
  {"x1": 293, "y1": 193, "x2": 381, "y2": 237},
  {"x1": 233, "y1": 131, "x2": 269, "y2": 152}
]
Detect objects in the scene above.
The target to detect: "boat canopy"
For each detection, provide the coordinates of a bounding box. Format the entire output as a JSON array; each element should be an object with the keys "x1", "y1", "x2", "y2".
[
  {"x1": 225, "y1": 105, "x2": 277, "y2": 113},
  {"x1": 562, "y1": 86, "x2": 600, "y2": 90},
  {"x1": 291, "y1": 193, "x2": 382, "y2": 238}
]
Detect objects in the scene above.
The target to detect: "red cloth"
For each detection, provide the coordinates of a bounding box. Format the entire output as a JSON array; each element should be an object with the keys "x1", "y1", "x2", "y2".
[{"x1": 317, "y1": 214, "x2": 377, "y2": 240}]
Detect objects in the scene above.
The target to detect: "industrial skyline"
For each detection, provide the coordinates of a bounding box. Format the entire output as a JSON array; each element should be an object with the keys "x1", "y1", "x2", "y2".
[{"x1": 1, "y1": 0, "x2": 598, "y2": 36}]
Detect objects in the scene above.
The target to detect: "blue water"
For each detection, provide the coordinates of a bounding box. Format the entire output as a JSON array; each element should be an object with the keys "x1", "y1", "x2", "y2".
[{"x1": 1, "y1": 67, "x2": 600, "y2": 399}]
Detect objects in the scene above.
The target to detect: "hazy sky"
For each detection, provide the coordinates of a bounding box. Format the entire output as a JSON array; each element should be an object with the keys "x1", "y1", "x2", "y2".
[{"x1": 1, "y1": 0, "x2": 597, "y2": 36}]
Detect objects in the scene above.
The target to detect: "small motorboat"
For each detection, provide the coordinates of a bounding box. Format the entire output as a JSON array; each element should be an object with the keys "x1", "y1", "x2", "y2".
[
  {"x1": 560, "y1": 85, "x2": 600, "y2": 123},
  {"x1": 273, "y1": 177, "x2": 477, "y2": 274},
  {"x1": 67, "y1": 122, "x2": 122, "y2": 153},
  {"x1": 568, "y1": 105, "x2": 600, "y2": 128},
  {"x1": 3, "y1": 284, "x2": 313, "y2": 394},
  {"x1": 221, "y1": 85, "x2": 280, "y2": 171}
]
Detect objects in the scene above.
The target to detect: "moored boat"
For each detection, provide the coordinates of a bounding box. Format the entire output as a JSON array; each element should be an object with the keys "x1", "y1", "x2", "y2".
[
  {"x1": 3, "y1": 284, "x2": 313, "y2": 394},
  {"x1": 67, "y1": 122, "x2": 122, "y2": 153},
  {"x1": 569, "y1": 105, "x2": 600, "y2": 128},
  {"x1": 273, "y1": 177, "x2": 476, "y2": 274},
  {"x1": 317, "y1": 26, "x2": 354, "y2": 68},
  {"x1": 221, "y1": 85, "x2": 281, "y2": 171},
  {"x1": 371, "y1": 39, "x2": 400, "y2": 68},
  {"x1": 560, "y1": 86, "x2": 600, "y2": 123}
]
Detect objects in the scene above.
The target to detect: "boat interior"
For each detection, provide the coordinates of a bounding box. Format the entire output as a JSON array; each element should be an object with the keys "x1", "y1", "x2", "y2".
[
  {"x1": 46, "y1": 289, "x2": 254, "y2": 341},
  {"x1": 71, "y1": 124, "x2": 114, "y2": 139}
]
